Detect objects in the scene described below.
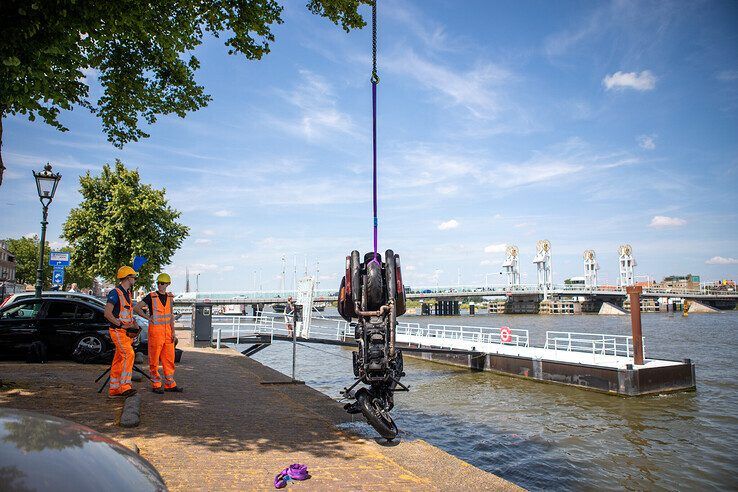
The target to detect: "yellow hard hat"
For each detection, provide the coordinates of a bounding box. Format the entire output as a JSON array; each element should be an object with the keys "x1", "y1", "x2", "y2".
[
  {"x1": 157, "y1": 273, "x2": 171, "y2": 284},
  {"x1": 116, "y1": 266, "x2": 138, "y2": 279}
]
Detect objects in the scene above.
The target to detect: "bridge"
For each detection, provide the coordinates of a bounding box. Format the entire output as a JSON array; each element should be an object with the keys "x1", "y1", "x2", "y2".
[{"x1": 173, "y1": 283, "x2": 738, "y2": 310}]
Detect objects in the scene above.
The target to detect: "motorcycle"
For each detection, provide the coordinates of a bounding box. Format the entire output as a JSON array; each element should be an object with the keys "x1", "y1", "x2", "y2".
[{"x1": 338, "y1": 250, "x2": 409, "y2": 440}]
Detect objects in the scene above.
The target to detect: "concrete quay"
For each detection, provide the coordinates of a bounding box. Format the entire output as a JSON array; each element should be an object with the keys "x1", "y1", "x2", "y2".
[{"x1": 0, "y1": 339, "x2": 520, "y2": 491}]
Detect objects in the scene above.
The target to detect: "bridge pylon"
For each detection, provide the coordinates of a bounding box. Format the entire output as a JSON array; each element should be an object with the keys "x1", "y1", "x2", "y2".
[
  {"x1": 618, "y1": 244, "x2": 636, "y2": 287},
  {"x1": 533, "y1": 240, "x2": 553, "y2": 299},
  {"x1": 503, "y1": 245, "x2": 521, "y2": 287},
  {"x1": 584, "y1": 249, "x2": 599, "y2": 288}
]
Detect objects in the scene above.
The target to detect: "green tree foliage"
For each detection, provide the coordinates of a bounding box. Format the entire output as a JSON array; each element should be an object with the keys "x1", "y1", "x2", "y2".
[
  {"x1": 0, "y1": 0, "x2": 370, "y2": 185},
  {"x1": 4, "y1": 237, "x2": 93, "y2": 290},
  {"x1": 4, "y1": 236, "x2": 50, "y2": 286},
  {"x1": 62, "y1": 160, "x2": 189, "y2": 287}
]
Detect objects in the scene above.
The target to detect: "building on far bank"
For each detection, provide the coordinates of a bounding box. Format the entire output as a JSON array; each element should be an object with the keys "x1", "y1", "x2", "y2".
[
  {"x1": 0, "y1": 241, "x2": 16, "y2": 284},
  {"x1": 659, "y1": 274, "x2": 701, "y2": 290},
  {"x1": 0, "y1": 240, "x2": 23, "y2": 297}
]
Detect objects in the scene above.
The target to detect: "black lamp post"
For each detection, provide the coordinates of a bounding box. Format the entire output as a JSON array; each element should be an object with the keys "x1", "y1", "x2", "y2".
[{"x1": 33, "y1": 163, "x2": 62, "y2": 298}]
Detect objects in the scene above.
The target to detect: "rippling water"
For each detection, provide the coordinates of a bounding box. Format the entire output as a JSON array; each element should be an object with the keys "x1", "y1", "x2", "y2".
[{"x1": 248, "y1": 310, "x2": 738, "y2": 490}]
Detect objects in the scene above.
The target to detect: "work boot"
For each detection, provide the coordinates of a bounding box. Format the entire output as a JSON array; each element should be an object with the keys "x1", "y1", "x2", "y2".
[
  {"x1": 121, "y1": 388, "x2": 137, "y2": 398},
  {"x1": 152, "y1": 387, "x2": 164, "y2": 394},
  {"x1": 164, "y1": 386, "x2": 183, "y2": 393}
]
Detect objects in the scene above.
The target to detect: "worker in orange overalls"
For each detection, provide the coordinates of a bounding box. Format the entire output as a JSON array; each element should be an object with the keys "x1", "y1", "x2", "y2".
[
  {"x1": 135, "y1": 273, "x2": 182, "y2": 394},
  {"x1": 103, "y1": 266, "x2": 140, "y2": 398}
]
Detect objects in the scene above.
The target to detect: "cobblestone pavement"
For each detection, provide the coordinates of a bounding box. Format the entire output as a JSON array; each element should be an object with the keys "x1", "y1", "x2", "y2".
[{"x1": 0, "y1": 346, "x2": 520, "y2": 491}]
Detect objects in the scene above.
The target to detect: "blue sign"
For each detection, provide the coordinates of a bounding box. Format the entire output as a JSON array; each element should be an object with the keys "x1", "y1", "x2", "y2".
[
  {"x1": 52, "y1": 267, "x2": 65, "y2": 286},
  {"x1": 49, "y1": 251, "x2": 71, "y2": 267}
]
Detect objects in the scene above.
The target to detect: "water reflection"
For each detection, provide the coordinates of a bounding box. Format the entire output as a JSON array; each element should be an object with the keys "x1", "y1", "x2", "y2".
[{"x1": 3, "y1": 416, "x2": 87, "y2": 452}]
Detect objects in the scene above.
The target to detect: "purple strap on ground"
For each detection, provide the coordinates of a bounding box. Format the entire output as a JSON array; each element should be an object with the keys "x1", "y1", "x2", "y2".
[
  {"x1": 274, "y1": 468, "x2": 290, "y2": 489},
  {"x1": 287, "y1": 463, "x2": 309, "y2": 481},
  {"x1": 370, "y1": 80, "x2": 379, "y2": 266}
]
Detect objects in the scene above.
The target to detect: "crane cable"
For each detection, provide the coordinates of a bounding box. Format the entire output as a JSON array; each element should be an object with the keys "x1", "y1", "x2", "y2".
[{"x1": 370, "y1": 0, "x2": 380, "y2": 265}]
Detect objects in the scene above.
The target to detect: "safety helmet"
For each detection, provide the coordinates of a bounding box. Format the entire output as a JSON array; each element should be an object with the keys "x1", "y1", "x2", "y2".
[
  {"x1": 156, "y1": 273, "x2": 171, "y2": 284},
  {"x1": 116, "y1": 266, "x2": 138, "y2": 279}
]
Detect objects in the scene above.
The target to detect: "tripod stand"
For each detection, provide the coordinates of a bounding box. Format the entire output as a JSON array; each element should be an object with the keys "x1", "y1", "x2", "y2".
[{"x1": 96, "y1": 360, "x2": 153, "y2": 393}]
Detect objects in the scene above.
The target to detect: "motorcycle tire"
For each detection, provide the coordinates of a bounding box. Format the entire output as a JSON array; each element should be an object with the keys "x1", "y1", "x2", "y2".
[
  {"x1": 365, "y1": 259, "x2": 384, "y2": 311},
  {"x1": 338, "y1": 276, "x2": 353, "y2": 322},
  {"x1": 356, "y1": 389, "x2": 399, "y2": 440},
  {"x1": 384, "y1": 250, "x2": 406, "y2": 316},
  {"x1": 350, "y1": 250, "x2": 361, "y2": 306},
  {"x1": 394, "y1": 254, "x2": 407, "y2": 315}
]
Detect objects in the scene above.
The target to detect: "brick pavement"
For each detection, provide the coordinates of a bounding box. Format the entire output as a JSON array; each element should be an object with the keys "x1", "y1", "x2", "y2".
[{"x1": 0, "y1": 346, "x2": 520, "y2": 491}]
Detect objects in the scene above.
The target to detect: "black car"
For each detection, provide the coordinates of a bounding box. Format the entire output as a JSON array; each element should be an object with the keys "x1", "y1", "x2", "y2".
[
  {"x1": 0, "y1": 293, "x2": 141, "y2": 360},
  {"x1": 0, "y1": 407, "x2": 167, "y2": 491}
]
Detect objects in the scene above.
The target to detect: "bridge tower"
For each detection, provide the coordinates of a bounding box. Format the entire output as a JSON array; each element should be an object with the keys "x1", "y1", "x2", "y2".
[
  {"x1": 502, "y1": 245, "x2": 521, "y2": 287},
  {"x1": 533, "y1": 240, "x2": 553, "y2": 299},
  {"x1": 583, "y1": 249, "x2": 599, "y2": 288},
  {"x1": 618, "y1": 244, "x2": 636, "y2": 287}
]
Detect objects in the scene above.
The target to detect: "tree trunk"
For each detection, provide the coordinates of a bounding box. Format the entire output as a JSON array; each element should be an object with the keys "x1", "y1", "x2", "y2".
[{"x1": 0, "y1": 112, "x2": 5, "y2": 187}]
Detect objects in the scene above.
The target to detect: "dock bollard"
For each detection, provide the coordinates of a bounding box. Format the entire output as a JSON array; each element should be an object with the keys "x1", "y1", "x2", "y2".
[{"x1": 625, "y1": 285, "x2": 645, "y2": 365}]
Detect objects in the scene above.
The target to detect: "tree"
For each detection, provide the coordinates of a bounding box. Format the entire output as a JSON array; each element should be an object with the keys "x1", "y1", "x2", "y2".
[
  {"x1": 62, "y1": 160, "x2": 189, "y2": 287},
  {"x1": 4, "y1": 237, "x2": 93, "y2": 290},
  {"x1": 4, "y1": 236, "x2": 51, "y2": 287},
  {"x1": 0, "y1": 0, "x2": 370, "y2": 185}
]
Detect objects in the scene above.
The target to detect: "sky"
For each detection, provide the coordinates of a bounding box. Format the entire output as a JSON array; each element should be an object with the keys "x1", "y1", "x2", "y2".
[{"x1": 2, "y1": 0, "x2": 737, "y2": 292}]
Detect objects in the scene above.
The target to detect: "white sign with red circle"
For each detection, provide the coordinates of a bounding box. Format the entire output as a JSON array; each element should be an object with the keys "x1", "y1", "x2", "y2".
[{"x1": 500, "y1": 326, "x2": 512, "y2": 343}]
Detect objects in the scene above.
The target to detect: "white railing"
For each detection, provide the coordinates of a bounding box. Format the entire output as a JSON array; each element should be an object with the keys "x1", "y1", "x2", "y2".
[
  {"x1": 398, "y1": 323, "x2": 529, "y2": 348},
  {"x1": 544, "y1": 331, "x2": 644, "y2": 358},
  {"x1": 212, "y1": 311, "x2": 350, "y2": 348}
]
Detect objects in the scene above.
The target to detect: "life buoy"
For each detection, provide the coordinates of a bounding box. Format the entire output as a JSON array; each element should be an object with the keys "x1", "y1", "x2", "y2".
[{"x1": 500, "y1": 326, "x2": 512, "y2": 343}]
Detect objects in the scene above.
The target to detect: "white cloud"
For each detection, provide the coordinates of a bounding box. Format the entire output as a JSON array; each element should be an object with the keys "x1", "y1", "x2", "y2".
[
  {"x1": 385, "y1": 49, "x2": 511, "y2": 120},
  {"x1": 436, "y1": 184, "x2": 459, "y2": 195},
  {"x1": 705, "y1": 256, "x2": 738, "y2": 265},
  {"x1": 603, "y1": 71, "x2": 657, "y2": 91},
  {"x1": 649, "y1": 215, "x2": 686, "y2": 228},
  {"x1": 716, "y1": 70, "x2": 738, "y2": 82},
  {"x1": 637, "y1": 134, "x2": 657, "y2": 150},
  {"x1": 202, "y1": 229, "x2": 216, "y2": 236},
  {"x1": 438, "y1": 219, "x2": 459, "y2": 230},
  {"x1": 213, "y1": 209, "x2": 234, "y2": 217},
  {"x1": 195, "y1": 238, "x2": 212, "y2": 245},
  {"x1": 484, "y1": 243, "x2": 506, "y2": 253},
  {"x1": 270, "y1": 69, "x2": 357, "y2": 140}
]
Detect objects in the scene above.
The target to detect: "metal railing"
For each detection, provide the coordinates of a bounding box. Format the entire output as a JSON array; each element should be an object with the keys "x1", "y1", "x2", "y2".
[
  {"x1": 544, "y1": 331, "x2": 644, "y2": 358},
  {"x1": 397, "y1": 323, "x2": 530, "y2": 348},
  {"x1": 212, "y1": 311, "x2": 350, "y2": 348}
]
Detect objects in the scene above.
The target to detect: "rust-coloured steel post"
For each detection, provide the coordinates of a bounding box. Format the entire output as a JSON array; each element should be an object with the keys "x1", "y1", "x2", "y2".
[{"x1": 626, "y1": 285, "x2": 644, "y2": 365}]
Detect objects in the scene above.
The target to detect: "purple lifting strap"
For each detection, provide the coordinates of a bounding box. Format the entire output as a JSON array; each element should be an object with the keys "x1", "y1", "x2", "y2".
[{"x1": 370, "y1": 80, "x2": 380, "y2": 266}]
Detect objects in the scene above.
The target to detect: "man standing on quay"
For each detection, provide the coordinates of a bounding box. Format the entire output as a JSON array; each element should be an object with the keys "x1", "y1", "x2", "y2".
[
  {"x1": 135, "y1": 273, "x2": 182, "y2": 394},
  {"x1": 104, "y1": 266, "x2": 140, "y2": 398}
]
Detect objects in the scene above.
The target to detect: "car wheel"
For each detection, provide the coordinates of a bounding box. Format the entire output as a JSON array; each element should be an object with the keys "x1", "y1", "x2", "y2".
[{"x1": 75, "y1": 334, "x2": 106, "y2": 355}]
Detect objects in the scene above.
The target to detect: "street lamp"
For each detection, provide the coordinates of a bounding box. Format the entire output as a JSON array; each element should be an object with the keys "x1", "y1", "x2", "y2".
[{"x1": 33, "y1": 164, "x2": 61, "y2": 298}]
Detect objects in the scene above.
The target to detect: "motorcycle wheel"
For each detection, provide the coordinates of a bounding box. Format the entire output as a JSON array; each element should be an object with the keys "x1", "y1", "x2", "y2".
[
  {"x1": 357, "y1": 389, "x2": 399, "y2": 440},
  {"x1": 350, "y1": 250, "x2": 361, "y2": 306},
  {"x1": 365, "y1": 259, "x2": 384, "y2": 310}
]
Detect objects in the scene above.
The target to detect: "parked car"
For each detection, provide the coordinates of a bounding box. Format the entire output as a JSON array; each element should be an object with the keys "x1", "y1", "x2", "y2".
[
  {"x1": 0, "y1": 407, "x2": 167, "y2": 491},
  {"x1": 0, "y1": 292, "x2": 143, "y2": 360}
]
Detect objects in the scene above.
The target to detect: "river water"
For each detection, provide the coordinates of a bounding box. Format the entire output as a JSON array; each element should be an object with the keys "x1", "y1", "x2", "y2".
[{"x1": 248, "y1": 310, "x2": 738, "y2": 491}]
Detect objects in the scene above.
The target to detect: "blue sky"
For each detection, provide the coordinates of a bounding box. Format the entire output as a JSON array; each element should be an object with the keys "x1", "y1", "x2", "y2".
[{"x1": 2, "y1": 0, "x2": 737, "y2": 292}]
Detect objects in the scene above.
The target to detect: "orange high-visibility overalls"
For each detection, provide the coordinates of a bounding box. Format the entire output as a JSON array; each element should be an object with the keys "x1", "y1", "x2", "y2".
[
  {"x1": 109, "y1": 287, "x2": 135, "y2": 396},
  {"x1": 148, "y1": 292, "x2": 176, "y2": 389}
]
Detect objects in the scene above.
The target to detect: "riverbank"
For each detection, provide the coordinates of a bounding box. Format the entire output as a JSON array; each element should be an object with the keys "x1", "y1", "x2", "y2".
[{"x1": 0, "y1": 343, "x2": 519, "y2": 490}]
